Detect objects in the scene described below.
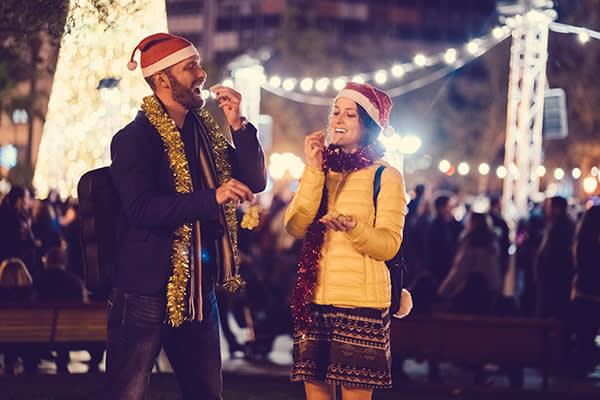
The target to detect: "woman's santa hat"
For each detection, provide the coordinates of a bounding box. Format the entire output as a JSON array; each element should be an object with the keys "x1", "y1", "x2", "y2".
[
  {"x1": 336, "y1": 82, "x2": 395, "y2": 137},
  {"x1": 127, "y1": 33, "x2": 199, "y2": 77}
]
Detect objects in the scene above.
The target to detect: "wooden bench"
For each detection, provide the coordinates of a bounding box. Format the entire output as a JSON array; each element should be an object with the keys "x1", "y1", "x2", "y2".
[
  {"x1": 391, "y1": 312, "x2": 565, "y2": 389},
  {"x1": 0, "y1": 302, "x2": 107, "y2": 353}
]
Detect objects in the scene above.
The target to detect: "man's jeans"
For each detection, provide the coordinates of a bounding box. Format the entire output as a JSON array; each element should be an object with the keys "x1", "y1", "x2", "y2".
[{"x1": 103, "y1": 288, "x2": 222, "y2": 400}]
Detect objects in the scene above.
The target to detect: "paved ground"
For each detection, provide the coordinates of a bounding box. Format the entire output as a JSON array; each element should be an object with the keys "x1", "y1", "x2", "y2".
[{"x1": 3, "y1": 314, "x2": 600, "y2": 399}]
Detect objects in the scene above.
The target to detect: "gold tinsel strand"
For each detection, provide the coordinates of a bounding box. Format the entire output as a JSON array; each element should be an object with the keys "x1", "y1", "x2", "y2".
[
  {"x1": 142, "y1": 96, "x2": 194, "y2": 327},
  {"x1": 197, "y1": 109, "x2": 244, "y2": 290}
]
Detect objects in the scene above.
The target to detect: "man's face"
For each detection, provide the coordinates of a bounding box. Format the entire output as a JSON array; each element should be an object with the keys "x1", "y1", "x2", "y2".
[{"x1": 164, "y1": 55, "x2": 206, "y2": 109}]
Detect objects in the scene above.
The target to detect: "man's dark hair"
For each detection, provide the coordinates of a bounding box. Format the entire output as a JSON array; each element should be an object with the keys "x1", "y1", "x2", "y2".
[
  {"x1": 415, "y1": 184, "x2": 425, "y2": 197},
  {"x1": 144, "y1": 75, "x2": 157, "y2": 91}
]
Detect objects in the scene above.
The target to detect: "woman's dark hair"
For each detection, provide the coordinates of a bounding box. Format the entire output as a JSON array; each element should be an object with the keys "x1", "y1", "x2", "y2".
[{"x1": 356, "y1": 103, "x2": 381, "y2": 147}]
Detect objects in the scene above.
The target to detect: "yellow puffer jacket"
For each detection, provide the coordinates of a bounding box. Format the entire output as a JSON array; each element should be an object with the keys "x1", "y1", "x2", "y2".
[{"x1": 285, "y1": 161, "x2": 407, "y2": 308}]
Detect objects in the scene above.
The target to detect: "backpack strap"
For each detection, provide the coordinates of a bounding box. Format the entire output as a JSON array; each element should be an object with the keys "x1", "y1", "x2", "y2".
[{"x1": 373, "y1": 165, "x2": 386, "y2": 213}]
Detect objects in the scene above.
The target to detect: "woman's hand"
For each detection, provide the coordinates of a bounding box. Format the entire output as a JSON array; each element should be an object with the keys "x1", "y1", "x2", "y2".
[
  {"x1": 319, "y1": 211, "x2": 356, "y2": 232},
  {"x1": 304, "y1": 131, "x2": 325, "y2": 169}
]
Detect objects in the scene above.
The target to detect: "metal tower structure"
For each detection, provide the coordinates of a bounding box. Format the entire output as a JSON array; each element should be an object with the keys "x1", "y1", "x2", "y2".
[{"x1": 500, "y1": 1, "x2": 557, "y2": 222}]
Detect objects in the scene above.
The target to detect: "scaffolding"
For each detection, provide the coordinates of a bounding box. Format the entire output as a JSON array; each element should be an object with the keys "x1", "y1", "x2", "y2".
[{"x1": 501, "y1": 5, "x2": 556, "y2": 223}]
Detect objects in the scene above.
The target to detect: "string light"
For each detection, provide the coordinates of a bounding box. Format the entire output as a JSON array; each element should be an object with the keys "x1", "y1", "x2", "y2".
[{"x1": 256, "y1": 25, "x2": 512, "y2": 104}]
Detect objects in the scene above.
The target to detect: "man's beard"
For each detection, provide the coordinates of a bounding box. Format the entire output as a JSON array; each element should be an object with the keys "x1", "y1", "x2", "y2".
[{"x1": 165, "y1": 70, "x2": 205, "y2": 110}]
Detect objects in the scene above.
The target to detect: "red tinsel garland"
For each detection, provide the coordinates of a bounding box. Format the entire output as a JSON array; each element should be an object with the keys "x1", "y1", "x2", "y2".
[{"x1": 290, "y1": 144, "x2": 378, "y2": 333}]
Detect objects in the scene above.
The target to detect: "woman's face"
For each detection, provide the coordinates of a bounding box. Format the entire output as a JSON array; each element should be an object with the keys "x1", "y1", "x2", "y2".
[{"x1": 329, "y1": 97, "x2": 363, "y2": 153}]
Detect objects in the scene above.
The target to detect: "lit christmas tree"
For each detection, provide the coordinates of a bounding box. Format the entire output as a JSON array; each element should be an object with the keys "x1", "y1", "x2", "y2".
[{"x1": 33, "y1": 0, "x2": 167, "y2": 199}]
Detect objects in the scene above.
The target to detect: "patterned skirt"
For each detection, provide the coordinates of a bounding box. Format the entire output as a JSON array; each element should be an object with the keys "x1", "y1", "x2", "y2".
[{"x1": 291, "y1": 303, "x2": 392, "y2": 390}]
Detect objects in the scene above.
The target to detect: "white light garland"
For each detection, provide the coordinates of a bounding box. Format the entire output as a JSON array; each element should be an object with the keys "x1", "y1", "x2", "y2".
[
  {"x1": 33, "y1": 0, "x2": 168, "y2": 199},
  {"x1": 253, "y1": 26, "x2": 512, "y2": 105}
]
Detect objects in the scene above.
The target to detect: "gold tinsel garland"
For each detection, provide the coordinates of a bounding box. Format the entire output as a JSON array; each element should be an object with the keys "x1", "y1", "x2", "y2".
[{"x1": 141, "y1": 95, "x2": 241, "y2": 327}]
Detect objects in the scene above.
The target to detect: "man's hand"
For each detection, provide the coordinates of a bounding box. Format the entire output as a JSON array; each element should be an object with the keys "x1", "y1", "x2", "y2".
[
  {"x1": 215, "y1": 178, "x2": 254, "y2": 204},
  {"x1": 210, "y1": 85, "x2": 243, "y2": 130}
]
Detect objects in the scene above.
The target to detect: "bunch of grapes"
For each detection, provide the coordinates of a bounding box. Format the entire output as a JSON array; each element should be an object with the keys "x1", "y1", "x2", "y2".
[{"x1": 241, "y1": 205, "x2": 260, "y2": 230}]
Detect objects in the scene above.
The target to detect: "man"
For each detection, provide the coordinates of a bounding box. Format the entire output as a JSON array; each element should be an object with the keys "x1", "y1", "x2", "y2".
[{"x1": 105, "y1": 33, "x2": 266, "y2": 400}]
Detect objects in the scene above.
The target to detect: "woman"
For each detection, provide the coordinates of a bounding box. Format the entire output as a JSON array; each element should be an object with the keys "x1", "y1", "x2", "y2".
[{"x1": 285, "y1": 82, "x2": 408, "y2": 399}]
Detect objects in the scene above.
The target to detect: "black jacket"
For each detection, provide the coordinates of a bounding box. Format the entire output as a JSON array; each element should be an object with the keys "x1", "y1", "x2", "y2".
[{"x1": 109, "y1": 110, "x2": 266, "y2": 296}]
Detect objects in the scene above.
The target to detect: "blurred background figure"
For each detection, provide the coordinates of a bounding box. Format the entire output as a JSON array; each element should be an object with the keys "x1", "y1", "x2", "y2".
[
  {"x1": 0, "y1": 257, "x2": 37, "y2": 374},
  {"x1": 0, "y1": 186, "x2": 39, "y2": 275},
  {"x1": 34, "y1": 246, "x2": 87, "y2": 374},
  {"x1": 570, "y1": 205, "x2": 600, "y2": 378},
  {"x1": 535, "y1": 196, "x2": 575, "y2": 320},
  {"x1": 437, "y1": 212, "x2": 502, "y2": 316},
  {"x1": 424, "y1": 194, "x2": 463, "y2": 287}
]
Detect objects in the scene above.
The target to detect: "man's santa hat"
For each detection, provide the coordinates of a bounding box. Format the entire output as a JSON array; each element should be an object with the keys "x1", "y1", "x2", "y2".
[
  {"x1": 336, "y1": 82, "x2": 395, "y2": 137},
  {"x1": 127, "y1": 33, "x2": 199, "y2": 77}
]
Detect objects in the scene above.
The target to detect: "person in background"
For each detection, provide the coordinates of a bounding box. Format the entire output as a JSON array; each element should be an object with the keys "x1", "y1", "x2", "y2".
[
  {"x1": 34, "y1": 246, "x2": 87, "y2": 373},
  {"x1": 0, "y1": 186, "x2": 38, "y2": 272},
  {"x1": 437, "y1": 212, "x2": 502, "y2": 315},
  {"x1": 0, "y1": 258, "x2": 36, "y2": 374},
  {"x1": 424, "y1": 195, "x2": 463, "y2": 286},
  {"x1": 535, "y1": 196, "x2": 575, "y2": 320},
  {"x1": 488, "y1": 196, "x2": 510, "y2": 279},
  {"x1": 285, "y1": 82, "x2": 407, "y2": 400},
  {"x1": 570, "y1": 205, "x2": 600, "y2": 378}
]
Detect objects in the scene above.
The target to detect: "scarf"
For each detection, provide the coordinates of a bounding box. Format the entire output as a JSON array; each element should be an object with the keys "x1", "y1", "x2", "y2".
[
  {"x1": 290, "y1": 144, "x2": 379, "y2": 333},
  {"x1": 141, "y1": 95, "x2": 243, "y2": 327}
]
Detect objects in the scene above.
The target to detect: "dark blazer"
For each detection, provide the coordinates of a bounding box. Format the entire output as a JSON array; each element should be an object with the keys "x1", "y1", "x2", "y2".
[{"x1": 109, "y1": 110, "x2": 266, "y2": 296}]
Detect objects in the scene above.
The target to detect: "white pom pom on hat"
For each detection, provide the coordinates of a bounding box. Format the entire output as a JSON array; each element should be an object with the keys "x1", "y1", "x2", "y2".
[
  {"x1": 383, "y1": 125, "x2": 395, "y2": 137},
  {"x1": 336, "y1": 82, "x2": 395, "y2": 136},
  {"x1": 127, "y1": 60, "x2": 137, "y2": 71}
]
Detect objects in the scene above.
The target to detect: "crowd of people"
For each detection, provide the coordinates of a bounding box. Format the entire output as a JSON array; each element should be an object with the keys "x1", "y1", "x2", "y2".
[{"x1": 0, "y1": 185, "x2": 96, "y2": 374}]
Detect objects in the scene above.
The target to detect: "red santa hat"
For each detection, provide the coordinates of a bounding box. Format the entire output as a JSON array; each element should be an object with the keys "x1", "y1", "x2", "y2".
[
  {"x1": 127, "y1": 33, "x2": 199, "y2": 77},
  {"x1": 336, "y1": 82, "x2": 395, "y2": 137}
]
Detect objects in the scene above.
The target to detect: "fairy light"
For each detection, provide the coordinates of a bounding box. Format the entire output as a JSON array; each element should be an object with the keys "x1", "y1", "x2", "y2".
[
  {"x1": 282, "y1": 78, "x2": 296, "y2": 91},
  {"x1": 300, "y1": 77, "x2": 313, "y2": 92},
  {"x1": 493, "y1": 26, "x2": 505, "y2": 39},
  {"x1": 33, "y1": 0, "x2": 167, "y2": 199},
  {"x1": 444, "y1": 48, "x2": 457, "y2": 64},
  {"x1": 466, "y1": 40, "x2": 479, "y2": 54},
  {"x1": 315, "y1": 77, "x2": 329, "y2": 92},
  {"x1": 333, "y1": 77, "x2": 346, "y2": 90},
  {"x1": 391, "y1": 64, "x2": 405, "y2": 78},
  {"x1": 414, "y1": 54, "x2": 427, "y2": 67},
  {"x1": 374, "y1": 69, "x2": 387, "y2": 84},
  {"x1": 554, "y1": 168, "x2": 565, "y2": 180},
  {"x1": 458, "y1": 162, "x2": 470, "y2": 175},
  {"x1": 572, "y1": 168, "x2": 581, "y2": 179},
  {"x1": 269, "y1": 75, "x2": 281, "y2": 88},
  {"x1": 578, "y1": 31, "x2": 590, "y2": 43},
  {"x1": 352, "y1": 74, "x2": 365, "y2": 84},
  {"x1": 496, "y1": 166, "x2": 507, "y2": 179},
  {"x1": 479, "y1": 163, "x2": 490, "y2": 175},
  {"x1": 439, "y1": 160, "x2": 451, "y2": 173}
]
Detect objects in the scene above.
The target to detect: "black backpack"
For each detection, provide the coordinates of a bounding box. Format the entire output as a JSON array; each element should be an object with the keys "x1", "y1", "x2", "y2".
[
  {"x1": 373, "y1": 165, "x2": 407, "y2": 316},
  {"x1": 77, "y1": 166, "x2": 120, "y2": 299}
]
